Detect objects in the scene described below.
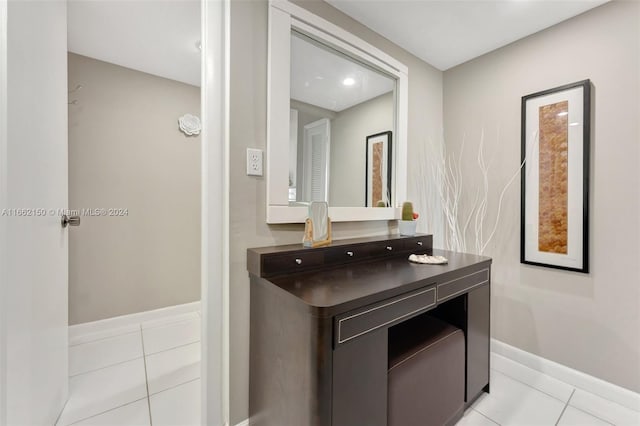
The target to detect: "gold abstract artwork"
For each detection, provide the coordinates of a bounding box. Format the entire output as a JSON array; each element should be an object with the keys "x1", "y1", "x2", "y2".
[
  {"x1": 372, "y1": 142, "x2": 383, "y2": 204},
  {"x1": 538, "y1": 101, "x2": 568, "y2": 254}
]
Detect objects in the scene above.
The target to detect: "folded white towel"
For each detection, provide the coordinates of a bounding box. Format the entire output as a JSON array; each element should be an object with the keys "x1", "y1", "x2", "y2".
[{"x1": 408, "y1": 254, "x2": 448, "y2": 265}]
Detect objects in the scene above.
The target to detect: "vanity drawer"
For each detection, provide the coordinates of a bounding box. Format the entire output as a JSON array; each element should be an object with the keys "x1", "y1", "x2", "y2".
[
  {"x1": 335, "y1": 285, "x2": 436, "y2": 345},
  {"x1": 325, "y1": 246, "x2": 370, "y2": 265},
  {"x1": 262, "y1": 251, "x2": 324, "y2": 276},
  {"x1": 368, "y1": 241, "x2": 402, "y2": 257},
  {"x1": 402, "y1": 237, "x2": 430, "y2": 252},
  {"x1": 437, "y1": 268, "x2": 490, "y2": 302}
]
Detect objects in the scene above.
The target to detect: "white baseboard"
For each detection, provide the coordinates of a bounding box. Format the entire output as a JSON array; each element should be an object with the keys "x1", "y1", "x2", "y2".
[
  {"x1": 69, "y1": 301, "x2": 201, "y2": 345},
  {"x1": 235, "y1": 420, "x2": 249, "y2": 426},
  {"x1": 492, "y1": 338, "x2": 640, "y2": 412}
]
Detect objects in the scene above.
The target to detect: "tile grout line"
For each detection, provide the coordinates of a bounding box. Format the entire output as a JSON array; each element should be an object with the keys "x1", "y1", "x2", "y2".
[
  {"x1": 140, "y1": 324, "x2": 153, "y2": 426},
  {"x1": 471, "y1": 407, "x2": 501, "y2": 425},
  {"x1": 53, "y1": 396, "x2": 70, "y2": 426},
  {"x1": 494, "y1": 365, "x2": 633, "y2": 424},
  {"x1": 64, "y1": 397, "x2": 149, "y2": 426},
  {"x1": 145, "y1": 339, "x2": 201, "y2": 358},
  {"x1": 148, "y1": 377, "x2": 201, "y2": 398},
  {"x1": 568, "y1": 400, "x2": 618, "y2": 425},
  {"x1": 491, "y1": 368, "x2": 572, "y2": 404},
  {"x1": 554, "y1": 388, "x2": 576, "y2": 426},
  {"x1": 69, "y1": 355, "x2": 145, "y2": 378},
  {"x1": 69, "y1": 338, "x2": 201, "y2": 379},
  {"x1": 493, "y1": 354, "x2": 640, "y2": 415}
]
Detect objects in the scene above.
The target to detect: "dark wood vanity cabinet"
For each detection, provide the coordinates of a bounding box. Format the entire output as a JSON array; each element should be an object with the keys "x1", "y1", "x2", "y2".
[{"x1": 247, "y1": 235, "x2": 491, "y2": 426}]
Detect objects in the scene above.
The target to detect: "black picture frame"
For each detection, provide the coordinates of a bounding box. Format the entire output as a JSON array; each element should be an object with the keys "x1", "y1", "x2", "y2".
[
  {"x1": 520, "y1": 79, "x2": 591, "y2": 273},
  {"x1": 365, "y1": 131, "x2": 392, "y2": 207}
]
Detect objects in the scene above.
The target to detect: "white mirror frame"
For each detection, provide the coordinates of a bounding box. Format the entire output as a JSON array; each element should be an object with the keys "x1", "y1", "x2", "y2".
[{"x1": 267, "y1": 0, "x2": 408, "y2": 224}]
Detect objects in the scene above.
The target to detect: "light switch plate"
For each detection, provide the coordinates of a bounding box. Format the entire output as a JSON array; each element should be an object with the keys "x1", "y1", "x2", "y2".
[{"x1": 246, "y1": 148, "x2": 263, "y2": 176}]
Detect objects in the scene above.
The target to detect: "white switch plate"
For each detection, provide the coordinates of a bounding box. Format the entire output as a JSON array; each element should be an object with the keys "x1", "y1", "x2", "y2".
[{"x1": 246, "y1": 148, "x2": 263, "y2": 176}]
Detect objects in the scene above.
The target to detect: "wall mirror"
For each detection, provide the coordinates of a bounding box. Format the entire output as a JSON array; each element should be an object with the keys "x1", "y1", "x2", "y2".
[{"x1": 268, "y1": 0, "x2": 408, "y2": 223}]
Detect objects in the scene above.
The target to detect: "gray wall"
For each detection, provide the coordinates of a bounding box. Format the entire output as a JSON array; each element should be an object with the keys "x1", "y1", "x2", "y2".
[
  {"x1": 443, "y1": 1, "x2": 639, "y2": 392},
  {"x1": 68, "y1": 53, "x2": 201, "y2": 325},
  {"x1": 330, "y1": 92, "x2": 393, "y2": 207},
  {"x1": 229, "y1": 0, "x2": 443, "y2": 422}
]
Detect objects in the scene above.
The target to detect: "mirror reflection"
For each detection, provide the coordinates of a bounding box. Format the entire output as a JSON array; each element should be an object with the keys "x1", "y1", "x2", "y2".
[{"x1": 289, "y1": 31, "x2": 396, "y2": 207}]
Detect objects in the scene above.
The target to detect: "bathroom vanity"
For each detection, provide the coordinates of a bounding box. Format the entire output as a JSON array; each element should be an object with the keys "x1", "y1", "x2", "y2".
[{"x1": 247, "y1": 234, "x2": 491, "y2": 426}]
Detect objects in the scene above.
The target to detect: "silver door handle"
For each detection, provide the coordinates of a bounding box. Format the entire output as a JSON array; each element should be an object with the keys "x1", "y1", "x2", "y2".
[{"x1": 61, "y1": 215, "x2": 80, "y2": 228}]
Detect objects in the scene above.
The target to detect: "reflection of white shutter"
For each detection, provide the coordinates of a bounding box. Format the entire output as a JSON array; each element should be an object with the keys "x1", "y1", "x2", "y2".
[
  {"x1": 310, "y1": 134, "x2": 324, "y2": 201},
  {"x1": 289, "y1": 109, "x2": 298, "y2": 188},
  {"x1": 302, "y1": 118, "x2": 330, "y2": 202}
]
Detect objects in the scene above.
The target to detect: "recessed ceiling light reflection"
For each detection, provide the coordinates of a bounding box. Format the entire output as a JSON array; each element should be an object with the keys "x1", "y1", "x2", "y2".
[
  {"x1": 557, "y1": 111, "x2": 568, "y2": 117},
  {"x1": 343, "y1": 77, "x2": 355, "y2": 86},
  {"x1": 569, "y1": 122, "x2": 580, "y2": 126}
]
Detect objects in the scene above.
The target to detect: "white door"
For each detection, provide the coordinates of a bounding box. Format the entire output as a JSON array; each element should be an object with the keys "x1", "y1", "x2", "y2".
[
  {"x1": 2, "y1": 1, "x2": 69, "y2": 424},
  {"x1": 302, "y1": 118, "x2": 330, "y2": 202}
]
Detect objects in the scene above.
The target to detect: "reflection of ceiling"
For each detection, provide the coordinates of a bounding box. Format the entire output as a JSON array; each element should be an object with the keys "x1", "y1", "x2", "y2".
[
  {"x1": 291, "y1": 33, "x2": 395, "y2": 112},
  {"x1": 326, "y1": 0, "x2": 609, "y2": 70},
  {"x1": 67, "y1": 0, "x2": 201, "y2": 86}
]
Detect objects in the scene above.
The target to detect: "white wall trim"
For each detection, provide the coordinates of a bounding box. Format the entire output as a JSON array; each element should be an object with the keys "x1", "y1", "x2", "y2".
[
  {"x1": 271, "y1": 0, "x2": 407, "y2": 74},
  {"x1": 0, "y1": 1, "x2": 7, "y2": 424},
  {"x1": 201, "y1": 0, "x2": 229, "y2": 425},
  {"x1": 68, "y1": 301, "x2": 200, "y2": 342},
  {"x1": 266, "y1": 205, "x2": 401, "y2": 224},
  {"x1": 266, "y1": 0, "x2": 408, "y2": 224},
  {"x1": 492, "y1": 338, "x2": 640, "y2": 412},
  {"x1": 222, "y1": 0, "x2": 231, "y2": 421}
]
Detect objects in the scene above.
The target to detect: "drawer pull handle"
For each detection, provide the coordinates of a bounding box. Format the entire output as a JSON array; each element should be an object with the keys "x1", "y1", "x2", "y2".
[
  {"x1": 295, "y1": 258, "x2": 302, "y2": 265},
  {"x1": 346, "y1": 251, "x2": 354, "y2": 257},
  {"x1": 417, "y1": 241, "x2": 423, "y2": 246},
  {"x1": 386, "y1": 246, "x2": 393, "y2": 251}
]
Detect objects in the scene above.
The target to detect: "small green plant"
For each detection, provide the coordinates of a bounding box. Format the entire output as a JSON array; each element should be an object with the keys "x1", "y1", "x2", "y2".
[
  {"x1": 376, "y1": 200, "x2": 386, "y2": 207},
  {"x1": 402, "y1": 201, "x2": 414, "y2": 221}
]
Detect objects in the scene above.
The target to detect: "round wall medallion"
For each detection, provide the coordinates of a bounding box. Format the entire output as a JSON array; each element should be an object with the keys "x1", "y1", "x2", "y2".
[{"x1": 178, "y1": 114, "x2": 201, "y2": 136}]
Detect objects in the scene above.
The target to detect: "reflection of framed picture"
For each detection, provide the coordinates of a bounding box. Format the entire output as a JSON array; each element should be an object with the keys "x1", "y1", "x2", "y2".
[
  {"x1": 521, "y1": 80, "x2": 590, "y2": 273},
  {"x1": 365, "y1": 131, "x2": 392, "y2": 207}
]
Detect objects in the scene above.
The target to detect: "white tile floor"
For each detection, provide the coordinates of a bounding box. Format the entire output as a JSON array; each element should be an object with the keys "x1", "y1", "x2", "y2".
[
  {"x1": 58, "y1": 311, "x2": 640, "y2": 426},
  {"x1": 57, "y1": 312, "x2": 201, "y2": 426},
  {"x1": 468, "y1": 355, "x2": 640, "y2": 426}
]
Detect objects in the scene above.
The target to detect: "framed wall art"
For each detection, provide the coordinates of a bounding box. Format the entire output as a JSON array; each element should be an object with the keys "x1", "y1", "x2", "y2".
[
  {"x1": 365, "y1": 131, "x2": 392, "y2": 207},
  {"x1": 521, "y1": 79, "x2": 591, "y2": 273}
]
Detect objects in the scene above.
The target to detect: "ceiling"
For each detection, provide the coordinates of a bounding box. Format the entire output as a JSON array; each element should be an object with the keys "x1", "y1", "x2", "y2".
[
  {"x1": 291, "y1": 32, "x2": 395, "y2": 112},
  {"x1": 325, "y1": 0, "x2": 609, "y2": 70},
  {"x1": 66, "y1": 0, "x2": 609, "y2": 86},
  {"x1": 67, "y1": 0, "x2": 201, "y2": 87}
]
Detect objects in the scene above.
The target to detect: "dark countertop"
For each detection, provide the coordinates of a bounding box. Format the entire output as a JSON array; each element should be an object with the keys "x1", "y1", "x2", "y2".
[{"x1": 266, "y1": 249, "x2": 491, "y2": 317}]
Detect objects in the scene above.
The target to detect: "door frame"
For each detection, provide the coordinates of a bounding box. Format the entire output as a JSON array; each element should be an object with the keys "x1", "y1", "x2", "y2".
[
  {"x1": 201, "y1": 0, "x2": 229, "y2": 425},
  {"x1": 0, "y1": 0, "x2": 7, "y2": 424},
  {"x1": 0, "y1": 0, "x2": 229, "y2": 424}
]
